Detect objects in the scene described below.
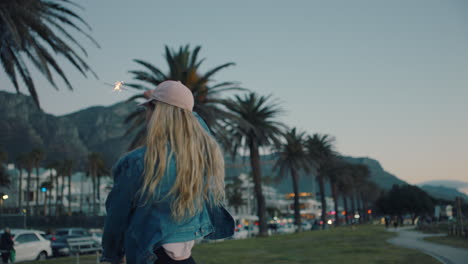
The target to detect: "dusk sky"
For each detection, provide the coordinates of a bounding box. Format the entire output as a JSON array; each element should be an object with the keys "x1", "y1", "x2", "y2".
[{"x1": 1, "y1": 0, "x2": 467, "y2": 186}]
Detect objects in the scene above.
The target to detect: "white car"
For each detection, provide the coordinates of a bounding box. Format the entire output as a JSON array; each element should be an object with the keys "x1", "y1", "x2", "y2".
[
  {"x1": 11, "y1": 229, "x2": 52, "y2": 262},
  {"x1": 277, "y1": 223, "x2": 295, "y2": 234}
]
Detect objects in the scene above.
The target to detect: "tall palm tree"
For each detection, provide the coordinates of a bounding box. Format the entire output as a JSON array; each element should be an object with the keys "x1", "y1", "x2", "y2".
[
  {"x1": 274, "y1": 128, "x2": 310, "y2": 232},
  {"x1": 40, "y1": 180, "x2": 53, "y2": 216},
  {"x1": 15, "y1": 154, "x2": 28, "y2": 210},
  {"x1": 223, "y1": 92, "x2": 285, "y2": 236},
  {"x1": 49, "y1": 161, "x2": 62, "y2": 216},
  {"x1": 323, "y1": 158, "x2": 340, "y2": 226},
  {"x1": 61, "y1": 159, "x2": 74, "y2": 215},
  {"x1": 335, "y1": 162, "x2": 354, "y2": 225},
  {"x1": 45, "y1": 161, "x2": 59, "y2": 216},
  {"x1": 305, "y1": 134, "x2": 336, "y2": 229},
  {"x1": 225, "y1": 178, "x2": 246, "y2": 215},
  {"x1": 0, "y1": 150, "x2": 10, "y2": 187},
  {"x1": 31, "y1": 148, "x2": 44, "y2": 214},
  {"x1": 24, "y1": 153, "x2": 35, "y2": 215},
  {"x1": 88, "y1": 152, "x2": 106, "y2": 215},
  {"x1": 125, "y1": 45, "x2": 242, "y2": 149},
  {"x1": 0, "y1": 0, "x2": 99, "y2": 108},
  {"x1": 351, "y1": 164, "x2": 371, "y2": 222},
  {"x1": 358, "y1": 180, "x2": 380, "y2": 223}
]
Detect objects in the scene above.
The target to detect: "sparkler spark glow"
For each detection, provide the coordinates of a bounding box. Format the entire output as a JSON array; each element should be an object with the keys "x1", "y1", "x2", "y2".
[{"x1": 113, "y1": 81, "x2": 125, "y2": 92}]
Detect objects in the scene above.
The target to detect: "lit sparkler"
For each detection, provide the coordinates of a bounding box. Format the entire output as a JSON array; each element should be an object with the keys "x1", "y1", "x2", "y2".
[{"x1": 104, "y1": 81, "x2": 130, "y2": 92}]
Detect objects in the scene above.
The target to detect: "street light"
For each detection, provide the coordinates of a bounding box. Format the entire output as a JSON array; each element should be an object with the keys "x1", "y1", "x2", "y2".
[{"x1": 0, "y1": 193, "x2": 8, "y2": 216}]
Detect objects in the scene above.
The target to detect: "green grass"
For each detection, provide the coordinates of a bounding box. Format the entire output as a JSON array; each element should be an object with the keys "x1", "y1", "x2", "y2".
[
  {"x1": 29, "y1": 225, "x2": 439, "y2": 264},
  {"x1": 424, "y1": 235, "x2": 468, "y2": 250}
]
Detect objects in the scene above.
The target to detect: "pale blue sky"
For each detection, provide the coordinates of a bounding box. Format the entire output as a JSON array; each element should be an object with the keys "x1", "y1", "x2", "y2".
[{"x1": 1, "y1": 0, "x2": 467, "y2": 185}]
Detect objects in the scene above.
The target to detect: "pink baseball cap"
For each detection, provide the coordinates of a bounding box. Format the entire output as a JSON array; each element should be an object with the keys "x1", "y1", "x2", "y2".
[{"x1": 139, "y1": 80, "x2": 194, "y2": 112}]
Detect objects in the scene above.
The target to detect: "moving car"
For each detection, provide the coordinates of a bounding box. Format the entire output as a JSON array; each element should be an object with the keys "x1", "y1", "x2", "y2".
[{"x1": 10, "y1": 229, "x2": 52, "y2": 262}]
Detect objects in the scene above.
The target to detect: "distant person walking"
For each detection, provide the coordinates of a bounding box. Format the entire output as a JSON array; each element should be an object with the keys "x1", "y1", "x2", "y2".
[
  {"x1": 0, "y1": 228, "x2": 14, "y2": 264},
  {"x1": 101, "y1": 81, "x2": 234, "y2": 264},
  {"x1": 393, "y1": 216, "x2": 399, "y2": 229},
  {"x1": 384, "y1": 216, "x2": 390, "y2": 229}
]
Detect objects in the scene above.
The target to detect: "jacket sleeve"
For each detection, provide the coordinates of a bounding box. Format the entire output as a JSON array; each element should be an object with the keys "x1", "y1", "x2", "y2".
[{"x1": 101, "y1": 158, "x2": 135, "y2": 264}]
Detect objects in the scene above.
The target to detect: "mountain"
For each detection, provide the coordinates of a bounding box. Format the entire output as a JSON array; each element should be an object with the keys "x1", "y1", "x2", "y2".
[
  {"x1": 418, "y1": 180, "x2": 468, "y2": 192},
  {"x1": 418, "y1": 185, "x2": 468, "y2": 201},
  {"x1": 0, "y1": 91, "x2": 137, "y2": 168},
  {"x1": 0, "y1": 91, "x2": 462, "y2": 200}
]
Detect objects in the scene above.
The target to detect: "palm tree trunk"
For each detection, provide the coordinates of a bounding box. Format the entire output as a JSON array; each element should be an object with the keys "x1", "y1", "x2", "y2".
[
  {"x1": 331, "y1": 182, "x2": 340, "y2": 226},
  {"x1": 318, "y1": 173, "x2": 327, "y2": 229},
  {"x1": 60, "y1": 175, "x2": 65, "y2": 215},
  {"x1": 92, "y1": 170, "x2": 96, "y2": 216},
  {"x1": 79, "y1": 174, "x2": 84, "y2": 214},
  {"x1": 291, "y1": 168, "x2": 302, "y2": 232},
  {"x1": 342, "y1": 195, "x2": 349, "y2": 224},
  {"x1": 26, "y1": 170, "x2": 31, "y2": 215},
  {"x1": 18, "y1": 169, "x2": 23, "y2": 212},
  {"x1": 68, "y1": 172, "x2": 72, "y2": 215},
  {"x1": 35, "y1": 166, "x2": 40, "y2": 215},
  {"x1": 97, "y1": 175, "x2": 101, "y2": 215},
  {"x1": 249, "y1": 142, "x2": 268, "y2": 236},
  {"x1": 361, "y1": 193, "x2": 368, "y2": 223},
  {"x1": 350, "y1": 193, "x2": 356, "y2": 222},
  {"x1": 55, "y1": 172, "x2": 59, "y2": 216}
]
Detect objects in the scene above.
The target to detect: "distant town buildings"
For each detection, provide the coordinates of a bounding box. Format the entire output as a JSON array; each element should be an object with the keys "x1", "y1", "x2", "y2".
[{"x1": 0, "y1": 164, "x2": 112, "y2": 215}]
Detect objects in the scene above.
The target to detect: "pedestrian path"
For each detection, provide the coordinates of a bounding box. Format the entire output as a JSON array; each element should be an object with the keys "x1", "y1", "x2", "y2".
[{"x1": 387, "y1": 226, "x2": 468, "y2": 264}]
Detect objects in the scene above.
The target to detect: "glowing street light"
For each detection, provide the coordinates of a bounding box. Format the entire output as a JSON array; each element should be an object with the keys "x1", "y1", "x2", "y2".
[{"x1": 2, "y1": 194, "x2": 8, "y2": 200}]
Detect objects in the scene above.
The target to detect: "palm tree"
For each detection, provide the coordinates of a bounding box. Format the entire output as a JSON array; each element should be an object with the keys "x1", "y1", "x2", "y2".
[
  {"x1": 88, "y1": 152, "x2": 106, "y2": 215},
  {"x1": 40, "y1": 180, "x2": 53, "y2": 216},
  {"x1": 0, "y1": 150, "x2": 10, "y2": 187},
  {"x1": 335, "y1": 163, "x2": 354, "y2": 225},
  {"x1": 323, "y1": 158, "x2": 339, "y2": 226},
  {"x1": 45, "y1": 161, "x2": 59, "y2": 216},
  {"x1": 225, "y1": 178, "x2": 246, "y2": 215},
  {"x1": 358, "y1": 180, "x2": 380, "y2": 223},
  {"x1": 0, "y1": 0, "x2": 99, "y2": 108},
  {"x1": 24, "y1": 153, "x2": 35, "y2": 215},
  {"x1": 274, "y1": 128, "x2": 310, "y2": 232},
  {"x1": 49, "y1": 161, "x2": 63, "y2": 216},
  {"x1": 351, "y1": 164, "x2": 371, "y2": 222},
  {"x1": 31, "y1": 148, "x2": 44, "y2": 214},
  {"x1": 125, "y1": 45, "x2": 242, "y2": 148},
  {"x1": 15, "y1": 154, "x2": 28, "y2": 210},
  {"x1": 223, "y1": 93, "x2": 285, "y2": 236},
  {"x1": 61, "y1": 159, "x2": 74, "y2": 215},
  {"x1": 305, "y1": 134, "x2": 336, "y2": 229}
]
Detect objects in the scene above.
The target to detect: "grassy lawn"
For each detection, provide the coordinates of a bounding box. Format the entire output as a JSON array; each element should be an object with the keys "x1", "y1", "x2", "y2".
[
  {"x1": 29, "y1": 225, "x2": 439, "y2": 264},
  {"x1": 424, "y1": 235, "x2": 468, "y2": 250}
]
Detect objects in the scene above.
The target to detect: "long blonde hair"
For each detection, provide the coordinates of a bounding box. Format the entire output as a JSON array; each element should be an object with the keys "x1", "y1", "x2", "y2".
[{"x1": 139, "y1": 102, "x2": 225, "y2": 221}]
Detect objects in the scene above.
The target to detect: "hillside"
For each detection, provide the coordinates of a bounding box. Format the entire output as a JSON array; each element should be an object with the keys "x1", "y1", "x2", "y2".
[{"x1": 0, "y1": 90, "x2": 460, "y2": 199}]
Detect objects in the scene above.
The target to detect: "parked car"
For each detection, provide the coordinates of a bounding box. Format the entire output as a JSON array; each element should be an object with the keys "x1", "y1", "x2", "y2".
[
  {"x1": 90, "y1": 232, "x2": 102, "y2": 245},
  {"x1": 10, "y1": 229, "x2": 52, "y2": 262},
  {"x1": 51, "y1": 235, "x2": 100, "y2": 257},
  {"x1": 233, "y1": 225, "x2": 248, "y2": 239},
  {"x1": 277, "y1": 223, "x2": 295, "y2": 234},
  {"x1": 55, "y1": 228, "x2": 90, "y2": 237},
  {"x1": 301, "y1": 221, "x2": 312, "y2": 231}
]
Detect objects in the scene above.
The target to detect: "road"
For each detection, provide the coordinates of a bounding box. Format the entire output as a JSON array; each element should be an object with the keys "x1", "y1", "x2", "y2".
[{"x1": 387, "y1": 226, "x2": 468, "y2": 264}]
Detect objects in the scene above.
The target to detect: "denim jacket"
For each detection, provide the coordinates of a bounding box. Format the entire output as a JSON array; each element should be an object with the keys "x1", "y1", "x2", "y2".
[{"x1": 101, "y1": 113, "x2": 235, "y2": 264}]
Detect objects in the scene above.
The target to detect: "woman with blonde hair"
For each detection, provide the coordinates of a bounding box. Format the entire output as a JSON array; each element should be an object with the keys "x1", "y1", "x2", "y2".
[{"x1": 101, "y1": 80, "x2": 234, "y2": 264}]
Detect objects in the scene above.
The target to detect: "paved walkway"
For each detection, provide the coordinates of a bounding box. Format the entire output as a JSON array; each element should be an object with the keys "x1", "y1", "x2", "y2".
[{"x1": 387, "y1": 226, "x2": 468, "y2": 264}]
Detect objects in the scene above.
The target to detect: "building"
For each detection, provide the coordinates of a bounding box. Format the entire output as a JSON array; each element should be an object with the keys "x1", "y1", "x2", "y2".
[{"x1": 0, "y1": 164, "x2": 112, "y2": 215}]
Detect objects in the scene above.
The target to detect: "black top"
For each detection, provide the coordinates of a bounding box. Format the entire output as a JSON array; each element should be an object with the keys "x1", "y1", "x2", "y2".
[{"x1": 0, "y1": 232, "x2": 13, "y2": 250}]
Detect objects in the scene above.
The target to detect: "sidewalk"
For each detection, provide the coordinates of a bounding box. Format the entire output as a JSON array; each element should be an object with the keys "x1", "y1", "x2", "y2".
[{"x1": 387, "y1": 226, "x2": 468, "y2": 264}]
